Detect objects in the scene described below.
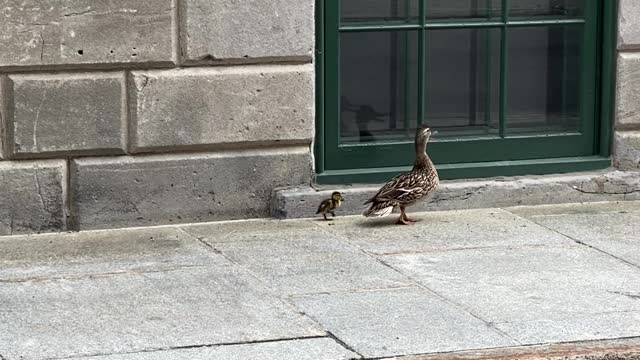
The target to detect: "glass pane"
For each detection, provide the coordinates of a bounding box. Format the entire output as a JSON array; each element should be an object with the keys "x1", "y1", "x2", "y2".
[
  {"x1": 425, "y1": 28, "x2": 501, "y2": 137},
  {"x1": 340, "y1": 31, "x2": 419, "y2": 144},
  {"x1": 426, "y1": 0, "x2": 502, "y2": 21},
  {"x1": 506, "y1": 25, "x2": 582, "y2": 134},
  {"x1": 509, "y1": 0, "x2": 584, "y2": 18},
  {"x1": 341, "y1": 0, "x2": 419, "y2": 24}
]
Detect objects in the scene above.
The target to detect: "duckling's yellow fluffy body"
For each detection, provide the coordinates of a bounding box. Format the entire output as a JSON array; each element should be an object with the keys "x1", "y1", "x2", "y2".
[{"x1": 316, "y1": 191, "x2": 344, "y2": 220}]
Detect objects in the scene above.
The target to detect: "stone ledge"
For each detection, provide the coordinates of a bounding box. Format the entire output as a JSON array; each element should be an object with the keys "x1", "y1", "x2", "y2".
[
  {"x1": 272, "y1": 169, "x2": 640, "y2": 219},
  {"x1": 0, "y1": 159, "x2": 67, "y2": 235}
]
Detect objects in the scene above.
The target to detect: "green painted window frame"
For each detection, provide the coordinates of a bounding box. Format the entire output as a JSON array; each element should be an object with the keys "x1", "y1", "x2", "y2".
[{"x1": 315, "y1": 0, "x2": 618, "y2": 185}]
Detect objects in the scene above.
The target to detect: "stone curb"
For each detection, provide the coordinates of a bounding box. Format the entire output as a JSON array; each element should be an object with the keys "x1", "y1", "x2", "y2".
[{"x1": 272, "y1": 169, "x2": 640, "y2": 219}]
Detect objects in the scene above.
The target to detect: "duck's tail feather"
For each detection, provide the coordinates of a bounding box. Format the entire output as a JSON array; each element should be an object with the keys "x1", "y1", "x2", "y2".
[{"x1": 363, "y1": 202, "x2": 394, "y2": 217}]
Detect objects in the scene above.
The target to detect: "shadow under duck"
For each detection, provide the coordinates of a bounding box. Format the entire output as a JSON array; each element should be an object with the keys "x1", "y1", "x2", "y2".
[{"x1": 363, "y1": 125, "x2": 439, "y2": 225}]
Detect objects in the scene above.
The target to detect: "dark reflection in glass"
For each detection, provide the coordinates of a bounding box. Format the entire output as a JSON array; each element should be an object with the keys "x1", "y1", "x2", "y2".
[
  {"x1": 507, "y1": 25, "x2": 582, "y2": 134},
  {"x1": 425, "y1": 28, "x2": 501, "y2": 137},
  {"x1": 341, "y1": 0, "x2": 419, "y2": 24},
  {"x1": 340, "y1": 31, "x2": 419, "y2": 144},
  {"x1": 426, "y1": 0, "x2": 502, "y2": 21},
  {"x1": 509, "y1": 0, "x2": 584, "y2": 18}
]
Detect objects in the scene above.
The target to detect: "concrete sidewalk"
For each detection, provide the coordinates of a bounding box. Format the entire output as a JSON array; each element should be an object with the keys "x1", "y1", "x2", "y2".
[{"x1": 2, "y1": 201, "x2": 640, "y2": 360}]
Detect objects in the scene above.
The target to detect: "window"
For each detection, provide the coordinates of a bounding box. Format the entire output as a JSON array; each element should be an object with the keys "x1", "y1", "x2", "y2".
[{"x1": 316, "y1": 0, "x2": 616, "y2": 184}]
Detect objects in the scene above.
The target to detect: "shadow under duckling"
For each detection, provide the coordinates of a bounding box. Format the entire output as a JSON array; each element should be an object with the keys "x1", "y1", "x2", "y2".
[{"x1": 316, "y1": 191, "x2": 344, "y2": 221}]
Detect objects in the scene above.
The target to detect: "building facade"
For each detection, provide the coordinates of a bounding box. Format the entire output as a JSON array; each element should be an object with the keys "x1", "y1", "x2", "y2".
[{"x1": 0, "y1": 0, "x2": 638, "y2": 235}]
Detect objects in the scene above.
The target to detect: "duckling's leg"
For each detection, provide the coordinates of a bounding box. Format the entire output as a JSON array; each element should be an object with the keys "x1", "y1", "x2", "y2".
[
  {"x1": 330, "y1": 211, "x2": 336, "y2": 217},
  {"x1": 322, "y1": 213, "x2": 328, "y2": 220}
]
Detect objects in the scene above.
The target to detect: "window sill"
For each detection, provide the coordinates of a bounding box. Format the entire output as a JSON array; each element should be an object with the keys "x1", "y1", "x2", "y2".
[{"x1": 315, "y1": 156, "x2": 612, "y2": 185}]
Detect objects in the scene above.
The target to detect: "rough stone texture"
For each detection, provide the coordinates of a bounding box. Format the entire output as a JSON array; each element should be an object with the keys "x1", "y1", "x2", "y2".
[
  {"x1": 0, "y1": 267, "x2": 324, "y2": 360},
  {"x1": 71, "y1": 147, "x2": 312, "y2": 230},
  {"x1": 69, "y1": 338, "x2": 358, "y2": 360},
  {"x1": 181, "y1": 0, "x2": 313, "y2": 61},
  {"x1": 318, "y1": 208, "x2": 572, "y2": 255},
  {"x1": 506, "y1": 200, "x2": 640, "y2": 218},
  {"x1": 529, "y1": 210, "x2": 640, "y2": 267},
  {"x1": 619, "y1": 0, "x2": 640, "y2": 49},
  {"x1": 195, "y1": 227, "x2": 412, "y2": 295},
  {"x1": 0, "y1": 75, "x2": 9, "y2": 160},
  {"x1": 616, "y1": 53, "x2": 640, "y2": 130},
  {"x1": 614, "y1": 132, "x2": 640, "y2": 170},
  {"x1": 8, "y1": 72, "x2": 126, "y2": 157},
  {"x1": 0, "y1": 0, "x2": 174, "y2": 68},
  {"x1": 292, "y1": 288, "x2": 515, "y2": 358},
  {"x1": 273, "y1": 170, "x2": 640, "y2": 219},
  {"x1": 129, "y1": 65, "x2": 314, "y2": 152},
  {"x1": 0, "y1": 159, "x2": 67, "y2": 235},
  {"x1": 0, "y1": 227, "x2": 223, "y2": 282},
  {"x1": 383, "y1": 245, "x2": 640, "y2": 344}
]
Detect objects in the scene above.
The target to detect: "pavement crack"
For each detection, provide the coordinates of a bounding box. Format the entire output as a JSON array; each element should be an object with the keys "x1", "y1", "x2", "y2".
[
  {"x1": 372, "y1": 256, "x2": 521, "y2": 345},
  {"x1": 49, "y1": 336, "x2": 330, "y2": 359},
  {"x1": 527, "y1": 219, "x2": 640, "y2": 271},
  {"x1": 64, "y1": 9, "x2": 97, "y2": 17},
  {"x1": 609, "y1": 290, "x2": 640, "y2": 300},
  {"x1": 38, "y1": 31, "x2": 45, "y2": 61},
  {"x1": 570, "y1": 184, "x2": 640, "y2": 195},
  {"x1": 0, "y1": 265, "x2": 208, "y2": 284},
  {"x1": 33, "y1": 167, "x2": 48, "y2": 213},
  {"x1": 325, "y1": 331, "x2": 364, "y2": 359},
  {"x1": 32, "y1": 87, "x2": 48, "y2": 151}
]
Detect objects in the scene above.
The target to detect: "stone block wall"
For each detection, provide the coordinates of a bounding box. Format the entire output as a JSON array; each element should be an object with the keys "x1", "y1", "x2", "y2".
[
  {"x1": 616, "y1": 1, "x2": 640, "y2": 169},
  {"x1": 0, "y1": 0, "x2": 314, "y2": 234}
]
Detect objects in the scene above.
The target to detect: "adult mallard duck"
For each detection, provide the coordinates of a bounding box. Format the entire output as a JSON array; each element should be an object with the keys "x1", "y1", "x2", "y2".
[{"x1": 363, "y1": 125, "x2": 439, "y2": 225}]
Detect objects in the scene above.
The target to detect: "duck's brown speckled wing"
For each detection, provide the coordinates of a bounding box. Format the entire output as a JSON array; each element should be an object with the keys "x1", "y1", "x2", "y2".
[{"x1": 366, "y1": 170, "x2": 428, "y2": 205}]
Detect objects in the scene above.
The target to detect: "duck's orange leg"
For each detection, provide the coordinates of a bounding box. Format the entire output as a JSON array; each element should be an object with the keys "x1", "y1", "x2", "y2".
[{"x1": 396, "y1": 206, "x2": 416, "y2": 225}]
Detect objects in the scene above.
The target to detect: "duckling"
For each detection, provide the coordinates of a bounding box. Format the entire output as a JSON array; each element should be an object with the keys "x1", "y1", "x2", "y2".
[
  {"x1": 316, "y1": 191, "x2": 344, "y2": 220},
  {"x1": 363, "y1": 125, "x2": 439, "y2": 225}
]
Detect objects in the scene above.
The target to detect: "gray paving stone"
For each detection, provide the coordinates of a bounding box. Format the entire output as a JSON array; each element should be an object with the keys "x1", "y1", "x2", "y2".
[
  {"x1": 319, "y1": 208, "x2": 572, "y2": 255},
  {"x1": 202, "y1": 230, "x2": 412, "y2": 296},
  {"x1": 531, "y1": 211, "x2": 640, "y2": 267},
  {"x1": 382, "y1": 245, "x2": 640, "y2": 345},
  {"x1": 0, "y1": 227, "x2": 221, "y2": 281},
  {"x1": 0, "y1": 267, "x2": 324, "y2": 360},
  {"x1": 494, "y1": 312, "x2": 640, "y2": 344},
  {"x1": 68, "y1": 338, "x2": 358, "y2": 360},
  {"x1": 506, "y1": 200, "x2": 640, "y2": 218},
  {"x1": 181, "y1": 218, "x2": 319, "y2": 243},
  {"x1": 292, "y1": 288, "x2": 515, "y2": 358}
]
